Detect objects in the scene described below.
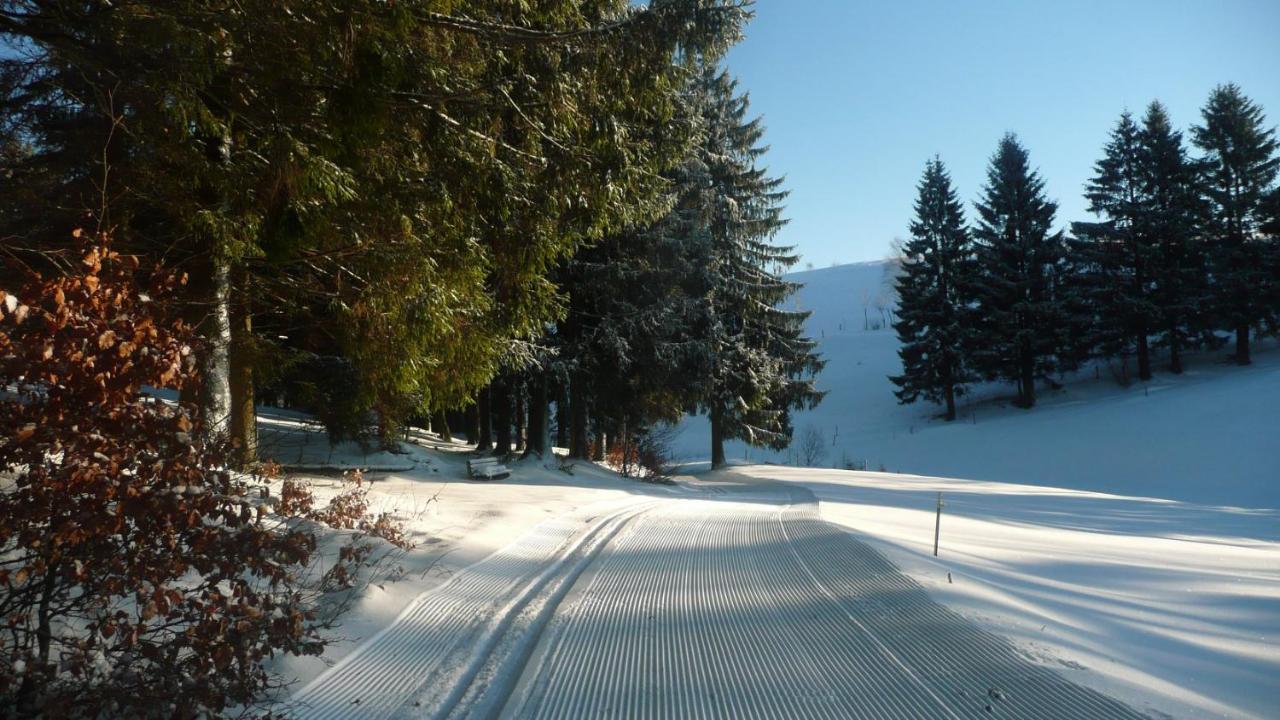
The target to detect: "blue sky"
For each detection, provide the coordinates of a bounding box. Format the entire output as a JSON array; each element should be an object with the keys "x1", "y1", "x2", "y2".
[{"x1": 725, "y1": 0, "x2": 1280, "y2": 266}]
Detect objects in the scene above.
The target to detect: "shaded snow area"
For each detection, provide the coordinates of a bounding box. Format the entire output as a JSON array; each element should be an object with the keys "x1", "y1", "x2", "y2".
[
  {"x1": 254, "y1": 409, "x2": 425, "y2": 471},
  {"x1": 674, "y1": 261, "x2": 1280, "y2": 510},
  {"x1": 285, "y1": 473, "x2": 1149, "y2": 720},
  {"x1": 740, "y1": 465, "x2": 1279, "y2": 720}
]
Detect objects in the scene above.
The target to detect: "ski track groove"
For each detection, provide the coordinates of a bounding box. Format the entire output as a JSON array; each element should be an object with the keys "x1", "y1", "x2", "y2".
[
  {"x1": 287, "y1": 498, "x2": 660, "y2": 720},
  {"x1": 292, "y1": 479, "x2": 1151, "y2": 720}
]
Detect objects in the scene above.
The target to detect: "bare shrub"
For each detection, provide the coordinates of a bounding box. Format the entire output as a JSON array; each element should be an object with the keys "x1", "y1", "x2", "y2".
[
  {"x1": 796, "y1": 424, "x2": 826, "y2": 466},
  {"x1": 605, "y1": 424, "x2": 679, "y2": 482}
]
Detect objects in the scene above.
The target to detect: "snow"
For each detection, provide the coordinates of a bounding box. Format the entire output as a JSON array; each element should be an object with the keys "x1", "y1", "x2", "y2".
[
  {"x1": 654, "y1": 260, "x2": 1279, "y2": 717},
  {"x1": 254, "y1": 410, "x2": 421, "y2": 471},
  {"x1": 287, "y1": 474, "x2": 1151, "y2": 719},
  {"x1": 674, "y1": 260, "x2": 1280, "y2": 510},
  {"x1": 262, "y1": 260, "x2": 1276, "y2": 716},
  {"x1": 268, "y1": 434, "x2": 681, "y2": 695},
  {"x1": 267, "y1": 421, "x2": 1276, "y2": 718},
  {"x1": 737, "y1": 464, "x2": 1280, "y2": 720}
]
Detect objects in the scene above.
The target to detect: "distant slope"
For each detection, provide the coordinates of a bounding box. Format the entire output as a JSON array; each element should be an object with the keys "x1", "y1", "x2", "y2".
[{"x1": 674, "y1": 261, "x2": 1280, "y2": 509}]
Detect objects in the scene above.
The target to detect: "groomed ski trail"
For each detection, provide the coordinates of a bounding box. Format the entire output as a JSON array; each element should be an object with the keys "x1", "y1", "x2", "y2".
[{"x1": 290, "y1": 477, "x2": 1149, "y2": 719}]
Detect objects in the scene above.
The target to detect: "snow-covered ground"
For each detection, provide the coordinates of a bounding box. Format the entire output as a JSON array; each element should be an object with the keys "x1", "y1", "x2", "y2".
[
  {"x1": 674, "y1": 260, "x2": 1280, "y2": 510},
  {"x1": 742, "y1": 465, "x2": 1279, "y2": 720},
  {"x1": 260, "y1": 429, "x2": 683, "y2": 694},
  {"x1": 258, "y1": 261, "x2": 1277, "y2": 717},
  {"x1": 260, "y1": 431, "x2": 1277, "y2": 719},
  {"x1": 285, "y1": 473, "x2": 1153, "y2": 720}
]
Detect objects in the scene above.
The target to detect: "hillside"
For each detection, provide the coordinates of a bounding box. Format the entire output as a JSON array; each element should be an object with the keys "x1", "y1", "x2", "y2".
[{"x1": 674, "y1": 261, "x2": 1280, "y2": 509}]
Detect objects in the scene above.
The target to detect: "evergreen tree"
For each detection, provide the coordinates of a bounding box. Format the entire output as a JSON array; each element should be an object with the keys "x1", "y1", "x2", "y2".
[
  {"x1": 554, "y1": 218, "x2": 702, "y2": 458},
  {"x1": 1266, "y1": 187, "x2": 1280, "y2": 328},
  {"x1": 0, "y1": 0, "x2": 749, "y2": 455},
  {"x1": 1191, "y1": 84, "x2": 1280, "y2": 365},
  {"x1": 1140, "y1": 101, "x2": 1210, "y2": 374},
  {"x1": 1069, "y1": 112, "x2": 1159, "y2": 380},
  {"x1": 890, "y1": 157, "x2": 975, "y2": 421},
  {"x1": 683, "y1": 65, "x2": 824, "y2": 468},
  {"x1": 971, "y1": 134, "x2": 1065, "y2": 408}
]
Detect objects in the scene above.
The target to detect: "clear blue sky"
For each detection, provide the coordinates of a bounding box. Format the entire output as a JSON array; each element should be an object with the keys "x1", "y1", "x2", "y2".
[{"x1": 725, "y1": 0, "x2": 1280, "y2": 267}]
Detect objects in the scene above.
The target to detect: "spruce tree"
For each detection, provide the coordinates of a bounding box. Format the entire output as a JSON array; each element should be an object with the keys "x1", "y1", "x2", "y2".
[
  {"x1": 1070, "y1": 112, "x2": 1159, "y2": 380},
  {"x1": 971, "y1": 134, "x2": 1065, "y2": 408},
  {"x1": 1192, "y1": 84, "x2": 1280, "y2": 365},
  {"x1": 890, "y1": 157, "x2": 975, "y2": 421},
  {"x1": 0, "y1": 0, "x2": 750, "y2": 454},
  {"x1": 1266, "y1": 187, "x2": 1280, "y2": 327},
  {"x1": 684, "y1": 65, "x2": 824, "y2": 468},
  {"x1": 1140, "y1": 101, "x2": 1210, "y2": 374}
]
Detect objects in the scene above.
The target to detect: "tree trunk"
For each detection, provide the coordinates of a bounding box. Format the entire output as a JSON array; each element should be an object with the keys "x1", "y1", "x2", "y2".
[
  {"x1": 16, "y1": 561, "x2": 59, "y2": 712},
  {"x1": 1018, "y1": 339, "x2": 1036, "y2": 408},
  {"x1": 555, "y1": 384, "x2": 569, "y2": 450},
  {"x1": 513, "y1": 381, "x2": 526, "y2": 453},
  {"x1": 618, "y1": 419, "x2": 630, "y2": 476},
  {"x1": 592, "y1": 429, "x2": 606, "y2": 462},
  {"x1": 492, "y1": 378, "x2": 512, "y2": 456},
  {"x1": 228, "y1": 265, "x2": 256, "y2": 469},
  {"x1": 1136, "y1": 330, "x2": 1152, "y2": 381},
  {"x1": 710, "y1": 409, "x2": 726, "y2": 469},
  {"x1": 524, "y1": 373, "x2": 548, "y2": 458},
  {"x1": 199, "y1": 257, "x2": 233, "y2": 442},
  {"x1": 569, "y1": 375, "x2": 588, "y2": 459},
  {"x1": 944, "y1": 381, "x2": 956, "y2": 422},
  {"x1": 433, "y1": 410, "x2": 452, "y2": 443},
  {"x1": 1235, "y1": 322, "x2": 1251, "y2": 365},
  {"x1": 1169, "y1": 322, "x2": 1183, "y2": 374},
  {"x1": 476, "y1": 388, "x2": 493, "y2": 452},
  {"x1": 464, "y1": 402, "x2": 480, "y2": 445}
]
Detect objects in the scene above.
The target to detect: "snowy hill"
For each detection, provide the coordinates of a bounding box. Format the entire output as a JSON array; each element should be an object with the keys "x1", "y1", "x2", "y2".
[{"x1": 674, "y1": 260, "x2": 1280, "y2": 509}]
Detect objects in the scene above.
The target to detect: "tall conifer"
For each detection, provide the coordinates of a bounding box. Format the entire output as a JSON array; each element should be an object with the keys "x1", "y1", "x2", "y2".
[
  {"x1": 1070, "y1": 112, "x2": 1159, "y2": 380},
  {"x1": 971, "y1": 134, "x2": 1065, "y2": 408},
  {"x1": 1192, "y1": 84, "x2": 1280, "y2": 364},
  {"x1": 1140, "y1": 101, "x2": 1210, "y2": 374},
  {"x1": 685, "y1": 65, "x2": 824, "y2": 468},
  {"x1": 891, "y1": 157, "x2": 975, "y2": 421}
]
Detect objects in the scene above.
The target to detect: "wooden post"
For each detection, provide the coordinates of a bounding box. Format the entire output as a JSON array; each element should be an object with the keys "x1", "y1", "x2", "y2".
[{"x1": 933, "y1": 492, "x2": 944, "y2": 557}]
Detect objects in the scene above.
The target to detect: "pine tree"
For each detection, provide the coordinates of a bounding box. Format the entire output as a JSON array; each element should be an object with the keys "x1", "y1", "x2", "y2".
[
  {"x1": 1192, "y1": 84, "x2": 1280, "y2": 365},
  {"x1": 971, "y1": 134, "x2": 1065, "y2": 408},
  {"x1": 1140, "y1": 101, "x2": 1210, "y2": 374},
  {"x1": 890, "y1": 157, "x2": 975, "y2": 421},
  {"x1": 1070, "y1": 112, "x2": 1159, "y2": 380},
  {"x1": 684, "y1": 65, "x2": 824, "y2": 468}
]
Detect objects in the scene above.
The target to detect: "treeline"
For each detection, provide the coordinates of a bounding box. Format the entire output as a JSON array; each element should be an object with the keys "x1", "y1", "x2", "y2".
[
  {"x1": 892, "y1": 85, "x2": 1280, "y2": 419},
  {"x1": 446, "y1": 66, "x2": 824, "y2": 471},
  {"x1": 0, "y1": 0, "x2": 820, "y2": 475}
]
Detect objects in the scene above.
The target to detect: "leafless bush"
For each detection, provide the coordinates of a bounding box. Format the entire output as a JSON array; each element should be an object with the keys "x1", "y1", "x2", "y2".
[{"x1": 797, "y1": 424, "x2": 826, "y2": 466}]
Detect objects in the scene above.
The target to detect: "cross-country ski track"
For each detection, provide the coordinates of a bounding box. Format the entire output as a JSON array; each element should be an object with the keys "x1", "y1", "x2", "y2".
[{"x1": 287, "y1": 474, "x2": 1148, "y2": 719}]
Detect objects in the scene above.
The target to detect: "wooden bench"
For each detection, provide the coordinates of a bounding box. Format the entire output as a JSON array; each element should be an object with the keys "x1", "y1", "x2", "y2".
[{"x1": 467, "y1": 456, "x2": 510, "y2": 481}]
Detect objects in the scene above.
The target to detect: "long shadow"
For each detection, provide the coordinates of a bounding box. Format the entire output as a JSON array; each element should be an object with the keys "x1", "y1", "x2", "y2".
[{"x1": 748, "y1": 472, "x2": 1280, "y2": 545}]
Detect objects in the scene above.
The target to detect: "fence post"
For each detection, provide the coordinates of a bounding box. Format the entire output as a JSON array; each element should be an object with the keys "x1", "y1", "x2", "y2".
[{"x1": 933, "y1": 492, "x2": 944, "y2": 557}]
